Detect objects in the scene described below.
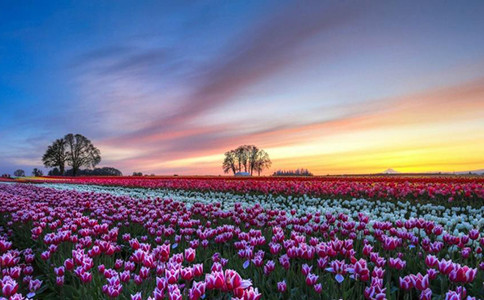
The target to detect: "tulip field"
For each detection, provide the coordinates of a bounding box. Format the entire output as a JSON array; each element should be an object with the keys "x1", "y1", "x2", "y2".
[{"x1": 0, "y1": 176, "x2": 483, "y2": 299}]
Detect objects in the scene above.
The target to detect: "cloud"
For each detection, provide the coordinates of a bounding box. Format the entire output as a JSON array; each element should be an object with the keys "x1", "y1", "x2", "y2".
[
  {"x1": 74, "y1": 46, "x2": 174, "y2": 77},
  {"x1": 73, "y1": 45, "x2": 134, "y2": 65},
  {"x1": 67, "y1": 1, "x2": 367, "y2": 172},
  {"x1": 106, "y1": 2, "x2": 365, "y2": 140}
]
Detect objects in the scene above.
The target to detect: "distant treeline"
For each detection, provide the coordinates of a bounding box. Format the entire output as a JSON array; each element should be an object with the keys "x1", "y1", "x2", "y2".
[
  {"x1": 132, "y1": 172, "x2": 156, "y2": 176},
  {"x1": 272, "y1": 168, "x2": 313, "y2": 176},
  {"x1": 48, "y1": 167, "x2": 122, "y2": 176}
]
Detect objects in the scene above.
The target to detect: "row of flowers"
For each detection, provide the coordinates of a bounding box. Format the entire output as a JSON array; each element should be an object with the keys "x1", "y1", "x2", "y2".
[
  {"x1": 20, "y1": 175, "x2": 484, "y2": 202},
  {"x1": 40, "y1": 183, "x2": 484, "y2": 236},
  {"x1": 0, "y1": 182, "x2": 483, "y2": 299}
]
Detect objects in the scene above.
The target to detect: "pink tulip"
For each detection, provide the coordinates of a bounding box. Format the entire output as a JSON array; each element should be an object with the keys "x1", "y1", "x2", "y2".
[{"x1": 277, "y1": 280, "x2": 287, "y2": 293}]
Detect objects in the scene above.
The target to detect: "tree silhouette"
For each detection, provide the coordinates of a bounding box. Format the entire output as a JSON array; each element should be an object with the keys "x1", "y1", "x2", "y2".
[
  {"x1": 222, "y1": 150, "x2": 237, "y2": 175},
  {"x1": 253, "y1": 149, "x2": 271, "y2": 176},
  {"x1": 64, "y1": 167, "x2": 121, "y2": 176},
  {"x1": 247, "y1": 145, "x2": 261, "y2": 175},
  {"x1": 48, "y1": 168, "x2": 61, "y2": 176},
  {"x1": 42, "y1": 134, "x2": 101, "y2": 176},
  {"x1": 14, "y1": 169, "x2": 25, "y2": 177},
  {"x1": 64, "y1": 134, "x2": 101, "y2": 176},
  {"x1": 42, "y1": 138, "x2": 67, "y2": 175},
  {"x1": 273, "y1": 168, "x2": 313, "y2": 176},
  {"x1": 222, "y1": 145, "x2": 271, "y2": 175},
  {"x1": 32, "y1": 168, "x2": 43, "y2": 177},
  {"x1": 235, "y1": 146, "x2": 249, "y2": 173}
]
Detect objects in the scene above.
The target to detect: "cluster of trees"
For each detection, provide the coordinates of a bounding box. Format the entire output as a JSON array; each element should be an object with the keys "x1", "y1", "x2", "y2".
[
  {"x1": 32, "y1": 168, "x2": 44, "y2": 177},
  {"x1": 222, "y1": 145, "x2": 271, "y2": 176},
  {"x1": 12, "y1": 169, "x2": 43, "y2": 177},
  {"x1": 9, "y1": 132, "x2": 119, "y2": 177},
  {"x1": 132, "y1": 172, "x2": 156, "y2": 176},
  {"x1": 273, "y1": 168, "x2": 314, "y2": 176},
  {"x1": 42, "y1": 134, "x2": 101, "y2": 176},
  {"x1": 48, "y1": 167, "x2": 122, "y2": 176},
  {"x1": 14, "y1": 169, "x2": 25, "y2": 177}
]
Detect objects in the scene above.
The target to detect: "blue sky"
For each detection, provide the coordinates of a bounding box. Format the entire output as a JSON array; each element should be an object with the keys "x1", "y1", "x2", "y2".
[{"x1": 1, "y1": 1, "x2": 484, "y2": 175}]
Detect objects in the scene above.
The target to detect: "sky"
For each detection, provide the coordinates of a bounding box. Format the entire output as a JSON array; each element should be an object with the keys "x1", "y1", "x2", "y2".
[{"x1": 1, "y1": 1, "x2": 484, "y2": 176}]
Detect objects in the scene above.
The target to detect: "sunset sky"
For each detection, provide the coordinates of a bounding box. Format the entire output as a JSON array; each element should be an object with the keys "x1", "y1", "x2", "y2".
[{"x1": 1, "y1": 1, "x2": 484, "y2": 175}]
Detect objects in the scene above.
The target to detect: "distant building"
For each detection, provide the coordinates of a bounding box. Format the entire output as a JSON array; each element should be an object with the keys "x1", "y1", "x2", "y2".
[{"x1": 234, "y1": 172, "x2": 251, "y2": 177}]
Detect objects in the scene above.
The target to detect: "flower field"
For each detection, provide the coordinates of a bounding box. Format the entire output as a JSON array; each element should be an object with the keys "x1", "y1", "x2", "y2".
[
  {"x1": 0, "y1": 176, "x2": 483, "y2": 299},
  {"x1": 18, "y1": 175, "x2": 484, "y2": 203}
]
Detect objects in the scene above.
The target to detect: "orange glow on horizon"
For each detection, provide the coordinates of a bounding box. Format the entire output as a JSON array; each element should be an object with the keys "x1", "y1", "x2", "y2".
[{"x1": 101, "y1": 79, "x2": 484, "y2": 175}]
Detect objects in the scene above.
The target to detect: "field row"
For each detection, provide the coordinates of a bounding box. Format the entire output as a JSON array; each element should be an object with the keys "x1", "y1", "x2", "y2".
[
  {"x1": 11, "y1": 175, "x2": 484, "y2": 203},
  {"x1": 40, "y1": 182, "x2": 484, "y2": 233}
]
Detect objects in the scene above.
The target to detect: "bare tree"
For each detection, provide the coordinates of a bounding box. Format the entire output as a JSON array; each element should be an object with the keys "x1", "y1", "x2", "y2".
[
  {"x1": 235, "y1": 146, "x2": 247, "y2": 172},
  {"x1": 247, "y1": 145, "x2": 260, "y2": 175},
  {"x1": 254, "y1": 149, "x2": 271, "y2": 176},
  {"x1": 222, "y1": 145, "x2": 271, "y2": 176},
  {"x1": 222, "y1": 150, "x2": 237, "y2": 174},
  {"x1": 42, "y1": 138, "x2": 67, "y2": 175},
  {"x1": 64, "y1": 134, "x2": 101, "y2": 176}
]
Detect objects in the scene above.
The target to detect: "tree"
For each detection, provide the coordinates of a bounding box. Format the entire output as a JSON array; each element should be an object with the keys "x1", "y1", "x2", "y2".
[
  {"x1": 235, "y1": 146, "x2": 249, "y2": 172},
  {"x1": 132, "y1": 172, "x2": 143, "y2": 176},
  {"x1": 247, "y1": 145, "x2": 260, "y2": 175},
  {"x1": 222, "y1": 145, "x2": 272, "y2": 176},
  {"x1": 48, "y1": 168, "x2": 61, "y2": 176},
  {"x1": 64, "y1": 167, "x2": 122, "y2": 176},
  {"x1": 42, "y1": 138, "x2": 67, "y2": 175},
  {"x1": 222, "y1": 150, "x2": 237, "y2": 175},
  {"x1": 273, "y1": 168, "x2": 313, "y2": 176},
  {"x1": 91, "y1": 167, "x2": 122, "y2": 176},
  {"x1": 253, "y1": 149, "x2": 271, "y2": 176},
  {"x1": 14, "y1": 169, "x2": 25, "y2": 177},
  {"x1": 64, "y1": 134, "x2": 101, "y2": 176},
  {"x1": 32, "y1": 168, "x2": 43, "y2": 177}
]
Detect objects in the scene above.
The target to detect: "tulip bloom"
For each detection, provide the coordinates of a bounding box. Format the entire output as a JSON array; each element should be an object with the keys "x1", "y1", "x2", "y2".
[
  {"x1": 1, "y1": 276, "x2": 19, "y2": 297},
  {"x1": 185, "y1": 248, "x2": 196, "y2": 262},
  {"x1": 277, "y1": 280, "x2": 287, "y2": 293},
  {"x1": 305, "y1": 273, "x2": 319, "y2": 286}
]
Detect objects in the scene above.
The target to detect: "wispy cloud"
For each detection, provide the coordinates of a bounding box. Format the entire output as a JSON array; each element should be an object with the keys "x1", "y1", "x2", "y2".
[
  {"x1": 73, "y1": 2, "x2": 364, "y2": 139},
  {"x1": 129, "y1": 2, "x2": 364, "y2": 136}
]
